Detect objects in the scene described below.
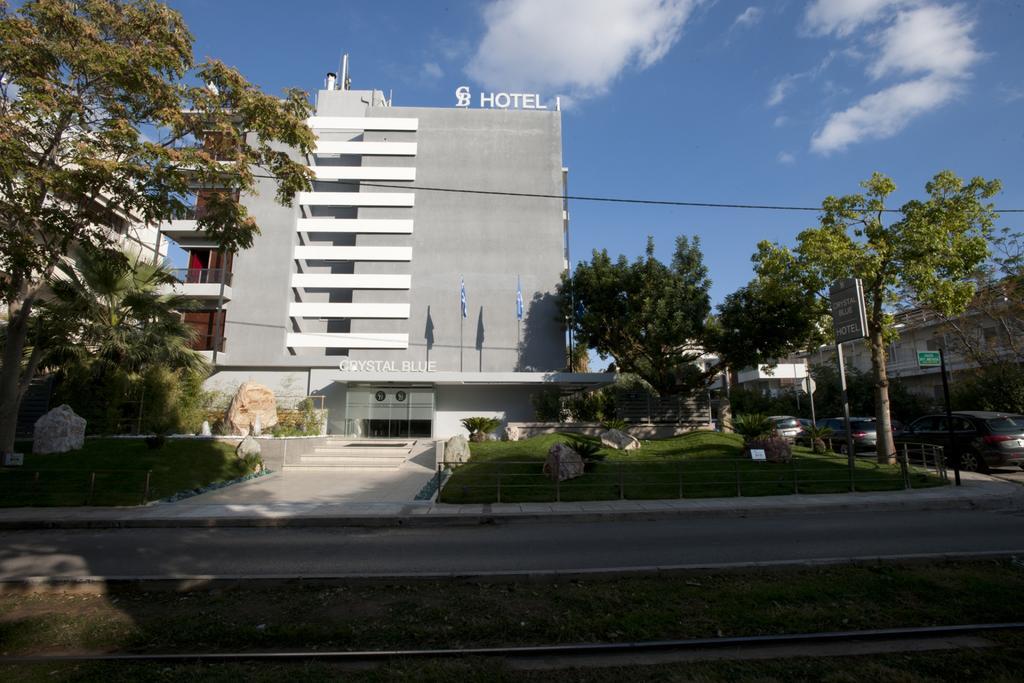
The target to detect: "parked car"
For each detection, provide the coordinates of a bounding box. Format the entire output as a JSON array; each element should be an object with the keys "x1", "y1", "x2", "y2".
[
  {"x1": 768, "y1": 415, "x2": 803, "y2": 439},
  {"x1": 893, "y1": 411, "x2": 1024, "y2": 473},
  {"x1": 816, "y1": 417, "x2": 878, "y2": 455}
]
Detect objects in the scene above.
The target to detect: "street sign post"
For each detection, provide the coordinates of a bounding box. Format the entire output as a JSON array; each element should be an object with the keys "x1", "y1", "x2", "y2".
[
  {"x1": 829, "y1": 278, "x2": 868, "y2": 487},
  {"x1": 802, "y1": 375, "x2": 817, "y2": 427}
]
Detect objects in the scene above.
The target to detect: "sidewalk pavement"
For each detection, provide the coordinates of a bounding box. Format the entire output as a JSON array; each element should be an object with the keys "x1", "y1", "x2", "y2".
[{"x1": 0, "y1": 473, "x2": 1021, "y2": 530}]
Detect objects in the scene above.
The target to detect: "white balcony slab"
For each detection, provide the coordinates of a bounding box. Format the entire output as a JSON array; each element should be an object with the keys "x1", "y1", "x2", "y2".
[
  {"x1": 160, "y1": 282, "x2": 232, "y2": 301},
  {"x1": 307, "y1": 116, "x2": 418, "y2": 131},
  {"x1": 296, "y1": 218, "x2": 413, "y2": 234},
  {"x1": 289, "y1": 303, "x2": 410, "y2": 318},
  {"x1": 311, "y1": 166, "x2": 416, "y2": 181},
  {"x1": 291, "y1": 273, "x2": 411, "y2": 289},
  {"x1": 293, "y1": 246, "x2": 412, "y2": 261},
  {"x1": 314, "y1": 141, "x2": 417, "y2": 156},
  {"x1": 286, "y1": 332, "x2": 409, "y2": 349},
  {"x1": 297, "y1": 191, "x2": 414, "y2": 207}
]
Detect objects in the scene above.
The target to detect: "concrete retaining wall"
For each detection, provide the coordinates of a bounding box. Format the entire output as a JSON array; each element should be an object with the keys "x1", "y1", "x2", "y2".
[{"x1": 507, "y1": 422, "x2": 715, "y2": 440}]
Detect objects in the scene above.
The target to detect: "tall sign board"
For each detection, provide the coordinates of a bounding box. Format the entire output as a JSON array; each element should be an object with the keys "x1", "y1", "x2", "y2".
[
  {"x1": 829, "y1": 278, "x2": 868, "y2": 343},
  {"x1": 828, "y1": 277, "x2": 867, "y2": 483}
]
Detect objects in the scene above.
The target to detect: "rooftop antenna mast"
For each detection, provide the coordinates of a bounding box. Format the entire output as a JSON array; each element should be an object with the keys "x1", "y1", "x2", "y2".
[{"x1": 339, "y1": 53, "x2": 351, "y2": 90}]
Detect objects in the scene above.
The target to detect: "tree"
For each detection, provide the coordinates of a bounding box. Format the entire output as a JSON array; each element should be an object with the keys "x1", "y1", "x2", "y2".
[
  {"x1": 754, "y1": 171, "x2": 1001, "y2": 463},
  {"x1": 0, "y1": 0, "x2": 315, "y2": 452},
  {"x1": 36, "y1": 245, "x2": 208, "y2": 433},
  {"x1": 561, "y1": 236, "x2": 711, "y2": 395}
]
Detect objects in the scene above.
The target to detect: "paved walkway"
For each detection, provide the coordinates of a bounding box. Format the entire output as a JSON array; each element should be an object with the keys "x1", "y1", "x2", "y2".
[
  {"x1": 179, "y1": 448, "x2": 436, "y2": 505},
  {"x1": 0, "y1": 472, "x2": 1021, "y2": 529}
]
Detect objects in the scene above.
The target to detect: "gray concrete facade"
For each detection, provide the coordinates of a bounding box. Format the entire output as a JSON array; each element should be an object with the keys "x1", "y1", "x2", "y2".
[{"x1": 176, "y1": 76, "x2": 600, "y2": 439}]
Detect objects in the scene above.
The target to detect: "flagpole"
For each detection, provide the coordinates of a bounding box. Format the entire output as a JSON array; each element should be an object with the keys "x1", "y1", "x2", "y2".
[{"x1": 460, "y1": 275, "x2": 465, "y2": 372}]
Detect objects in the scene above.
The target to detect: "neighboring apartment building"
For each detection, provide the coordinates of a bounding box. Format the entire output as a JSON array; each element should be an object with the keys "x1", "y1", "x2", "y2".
[{"x1": 160, "y1": 65, "x2": 611, "y2": 438}]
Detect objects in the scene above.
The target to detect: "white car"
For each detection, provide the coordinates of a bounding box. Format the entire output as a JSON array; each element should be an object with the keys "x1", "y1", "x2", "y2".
[{"x1": 769, "y1": 415, "x2": 803, "y2": 439}]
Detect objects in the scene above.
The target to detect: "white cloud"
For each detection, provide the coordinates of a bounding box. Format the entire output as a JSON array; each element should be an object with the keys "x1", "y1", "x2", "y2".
[
  {"x1": 998, "y1": 83, "x2": 1024, "y2": 104},
  {"x1": 422, "y1": 62, "x2": 444, "y2": 79},
  {"x1": 803, "y1": 0, "x2": 912, "y2": 37},
  {"x1": 868, "y1": 4, "x2": 979, "y2": 80},
  {"x1": 766, "y1": 75, "x2": 798, "y2": 107},
  {"x1": 808, "y1": 1, "x2": 980, "y2": 154},
  {"x1": 733, "y1": 6, "x2": 764, "y2": 28},
  {"x1": 773, "y1": 115, "x2": 789, "y2": 127},
  {"x1": 811, "y1": 75, "x2": 958, "y2": 153},
  {"x1": 777, "y1": 151, "x2": 796, "y2": 164},
  {"x1": 466, "y1": 0, "x2": 702, "y2": 98}
]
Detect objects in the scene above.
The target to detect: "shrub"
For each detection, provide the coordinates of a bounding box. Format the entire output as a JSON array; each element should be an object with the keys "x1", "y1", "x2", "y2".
[
  {"x1": 566, "y1": 437, "x2": 602, "y2": 458},
  {"x1": 730, "y1": 413, "x2": 774, "y2": 443},
  {"x1": 531, "y1": 389, "x2": 567, "y2": 422},
  {"x1": 461, "y1": 416, "x2": 501, "y2": 442},
  {"x1": 746, "y1": 436, "x2": 793, "y2": 463},
  {"x1": 601, "y1": 418, "x2": 628, "y2": 432},
  {"x1": 802, "y1": 424, "x2": 834, "y2": 454},
  {"x1": 144, "y1": 434, "x2": 166, "y2": 450}
]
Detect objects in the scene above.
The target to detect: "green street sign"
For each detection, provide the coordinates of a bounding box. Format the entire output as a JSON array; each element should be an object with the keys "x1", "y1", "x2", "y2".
[{"x1": 917, "y1": 351, "x2": 941, "y2": 368}]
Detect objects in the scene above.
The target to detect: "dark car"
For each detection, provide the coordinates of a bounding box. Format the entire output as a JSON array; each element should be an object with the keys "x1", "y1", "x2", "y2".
[
  {"x1": 817, "y1": 417, "x2": 878, "y2": 455},
  {"x1": 894, "y1": 411, "x2": 1024, "y2": 473}
]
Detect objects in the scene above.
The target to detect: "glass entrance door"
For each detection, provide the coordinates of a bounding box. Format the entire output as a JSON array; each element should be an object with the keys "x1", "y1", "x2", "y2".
[{"x1": 344, "y1": 386, "x2": 434, "y2": 439}]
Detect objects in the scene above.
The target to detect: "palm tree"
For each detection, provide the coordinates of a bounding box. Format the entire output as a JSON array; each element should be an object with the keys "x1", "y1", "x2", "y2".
[{"x1": 38, "y1": 246, "x2": 208, "y2": 377}]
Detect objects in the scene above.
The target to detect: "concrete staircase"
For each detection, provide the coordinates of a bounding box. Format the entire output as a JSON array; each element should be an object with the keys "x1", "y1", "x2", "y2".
[{"x1": 284, "y1": 439, "x2": 416, "y2": 470}]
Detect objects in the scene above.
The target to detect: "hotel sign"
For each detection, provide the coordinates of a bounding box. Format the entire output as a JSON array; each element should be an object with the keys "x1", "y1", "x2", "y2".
[
  {"x1": 455, "y1": 86, "x2": 560, "y2": 110},
  {"x1": 339, "y1": 359, "x2": 437, "y2": 373},
  {"x1": 829, "y1": 278, "x2": 868, "y2": 344}
]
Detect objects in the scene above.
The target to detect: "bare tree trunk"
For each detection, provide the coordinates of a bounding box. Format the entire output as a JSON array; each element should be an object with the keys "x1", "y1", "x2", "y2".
[
  {"x1": 869, "y1": 327, "x2": 896, "y2": 464},
  {"x1": 0, "y1": 301, "x2": 31, "y2": 454},
  {"x1": 719, "y1": 366, "x2": 733, "y2": 432}
]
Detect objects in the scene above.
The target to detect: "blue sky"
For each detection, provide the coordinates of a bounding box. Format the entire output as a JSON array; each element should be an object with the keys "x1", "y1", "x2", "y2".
[{"x1": 166, "y1": 0, "x2": 1024, "y2": 305}]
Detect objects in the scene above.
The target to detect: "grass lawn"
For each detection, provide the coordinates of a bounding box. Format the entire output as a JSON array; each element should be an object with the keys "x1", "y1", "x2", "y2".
[
  {"x1": 0, "y1": 560, "x2": 1020, "y2": 680},
  {"x1": 439, "y1": 431, "x2": 944, "y2": 504},
  {"x1": 0, "y1": 438, "x2": 248, "y2": 507}
]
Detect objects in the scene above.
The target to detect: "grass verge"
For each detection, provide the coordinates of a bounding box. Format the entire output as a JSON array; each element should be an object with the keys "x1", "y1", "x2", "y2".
[
  {"x1": 440, "y1": 431, "x2": 943, "y2": 504},
  {"x1": 0, "y1": 439, "x2": 247, "y2": 506},
  {"x1": 0, "y1": 561, "x2": 1020, "y2": 656}
]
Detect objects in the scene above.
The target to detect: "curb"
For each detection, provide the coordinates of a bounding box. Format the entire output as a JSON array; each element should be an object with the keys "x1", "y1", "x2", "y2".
[
  {"x1": 1, "y1": 486, "x2": 1022, "y2": 530},
  {"x1": 2, "y1": 550, "x2": 1023, "y2": 592}
]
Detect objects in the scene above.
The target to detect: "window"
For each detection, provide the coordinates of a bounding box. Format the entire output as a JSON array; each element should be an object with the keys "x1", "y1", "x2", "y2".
[{"x1": 183, "y1": 310, "x2": 226, "y2": 351}]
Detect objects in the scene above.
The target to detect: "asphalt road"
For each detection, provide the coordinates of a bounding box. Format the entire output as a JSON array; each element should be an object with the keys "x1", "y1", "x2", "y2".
[{"x1": 2, "y1": 508, "x2": 1023, "y2": 580}]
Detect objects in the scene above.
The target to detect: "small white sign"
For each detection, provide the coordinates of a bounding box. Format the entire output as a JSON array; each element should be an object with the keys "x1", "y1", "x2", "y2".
[
  {"x1": 750, "y1": 449, "x2": 767, "y2": 461},
  {"x1": 3, "y1": 453, "x2": 24, "y2": 466},
  {"x1": 339, "y1": 359, "x2": 437, "y2": 373},
  {"x1": 455, "y1": 86, "x2": 560, "y2": 111}
]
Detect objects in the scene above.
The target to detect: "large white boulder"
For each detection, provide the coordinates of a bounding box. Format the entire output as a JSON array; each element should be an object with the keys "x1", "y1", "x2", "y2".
[
  {"x1": 600, "y1": 428, "x2": 640, "y2": 451},
  {"x1": 224, "y1": 382, "x2": 278, "y2": 436},
  {"x1": 235, "y1": 435, "x2": 261, "y2": 458},
  {"x1": 543, "y1": 443, "x2": 585, "y2": 482},
  {"x1": 444, "y1": 434, "x2": 471, "y2": 464},
  {"x1": 33, "y1": 404, "x2": 86, "y2": 454},
  {"x1": 504, "y1": 424, "x2": 520, "y2": 442}
]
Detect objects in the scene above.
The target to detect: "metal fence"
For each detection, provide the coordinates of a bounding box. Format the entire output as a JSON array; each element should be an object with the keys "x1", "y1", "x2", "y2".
[
  {"x1": 437, "y1": 442, "x2": 947, "y2": 504},
  {"x1": 0, "y1": 469, "x2": 153, "y2": 506}
]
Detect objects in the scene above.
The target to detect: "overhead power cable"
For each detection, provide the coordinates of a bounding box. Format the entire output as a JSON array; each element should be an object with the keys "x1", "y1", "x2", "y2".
[{"x1": 247, "y1": 174, "x2": 1024, "y2": 213}]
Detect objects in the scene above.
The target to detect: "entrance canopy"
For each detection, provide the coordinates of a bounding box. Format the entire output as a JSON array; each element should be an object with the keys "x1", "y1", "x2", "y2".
[{"x1": 331, "y1": 371, "x2": 615, "y2": 391}]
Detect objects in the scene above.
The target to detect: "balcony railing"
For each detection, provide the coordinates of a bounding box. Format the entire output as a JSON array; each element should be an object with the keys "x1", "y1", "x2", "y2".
[{"x1": 169, "y1": 268, "x2": 232, "y2": 287}]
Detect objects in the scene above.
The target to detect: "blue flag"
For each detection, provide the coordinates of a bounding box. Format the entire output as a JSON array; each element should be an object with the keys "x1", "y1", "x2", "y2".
[
  {"x1": 516, "y1": 276, "x2": 524, "y2": 321},
  {"x1": 460, "y1": 277, "x2": 468, "y2": 319}
]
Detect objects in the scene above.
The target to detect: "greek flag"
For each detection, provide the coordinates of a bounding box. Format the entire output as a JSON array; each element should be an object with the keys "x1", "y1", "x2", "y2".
[
  {"x1": 516, "y1": 276, "x2": 524, "y2": 321},
  {"x1": 460, "y1": 277, "x2": 468, "y2": 319}
]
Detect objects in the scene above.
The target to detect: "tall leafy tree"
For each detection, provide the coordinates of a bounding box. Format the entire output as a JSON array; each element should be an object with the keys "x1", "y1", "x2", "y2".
[
  {"x1": 754, "y1": 171, "x2": 1001, "y2": 463},
  {"x1": 561, "y1": 236, "x2": 711, "y2": 395},
  {"x1": 0, "y1": 0, "x2": 315, "y2": 451}
]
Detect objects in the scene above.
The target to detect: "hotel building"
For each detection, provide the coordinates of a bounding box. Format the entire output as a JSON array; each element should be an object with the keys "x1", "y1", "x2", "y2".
[{"x1": 162, "y1": 66, "x2": 610, "y2": 438}]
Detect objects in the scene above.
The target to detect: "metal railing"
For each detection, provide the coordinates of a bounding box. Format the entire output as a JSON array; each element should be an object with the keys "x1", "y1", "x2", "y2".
[
  {"x1": 169, "y1": 267, "x2": 232, "y2": 286},
  {"x1": 436, "y1": 442, "x2": 946, "y2": 504},
  {"x1": 0, "y1": 469, "x2": 153, "y2": 506}
]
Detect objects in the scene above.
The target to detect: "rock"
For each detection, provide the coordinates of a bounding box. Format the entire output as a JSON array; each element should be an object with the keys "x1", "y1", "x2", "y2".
[
  {"x1": 236, "y1": 435, "x2": 261, "y2": 458},
  {"x1": 444, "y1": 434, "x2": 471, "y2": 464},
  {"x1": 224, "y1": 382, "x2": 278, "y2": 436},
  {"x1": 486, "y1": 432, "x2": 498, "y2": 441},
  {"x1": 33, "y1": 404, "x2": 86, "y2": 454},
  {"x1": 200, "y1": 421, "x2": 211, "y2": 436},
  {"x1": 504, "y1": 425, "x2": 520, "y2": 441},
  {"x1": 543, "y1": 443, "x2": 585, "y2": 482},
  {"x1": 600, "y1": 428, "x2": 640, "y2": 451}
]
